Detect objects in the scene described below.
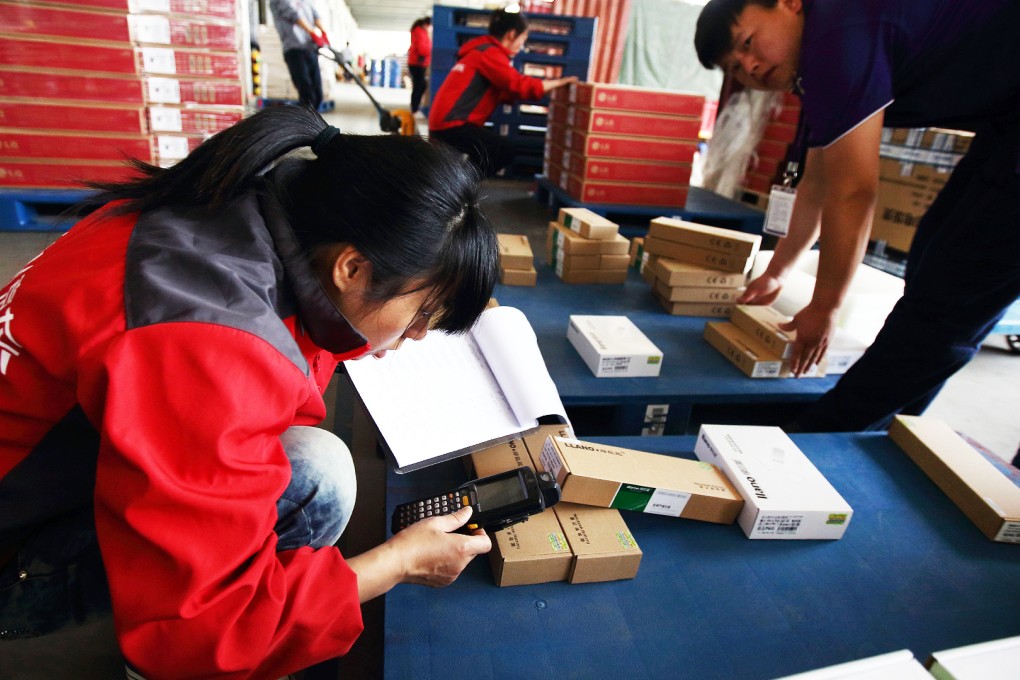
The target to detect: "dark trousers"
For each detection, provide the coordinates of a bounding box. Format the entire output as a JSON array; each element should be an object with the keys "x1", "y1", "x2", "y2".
[
  {"x1": 429, "y1": 124, "x2": 517, "y2": 178},
  {"x1": 790, "y1": 119, "x2": 1020, "y2": 432},
  {"x1": 283, "y1": 48, "x2": 324, "y2": 111},
  {"x1": 408, "y1": 65, "x2": 428, "y2": 113}
]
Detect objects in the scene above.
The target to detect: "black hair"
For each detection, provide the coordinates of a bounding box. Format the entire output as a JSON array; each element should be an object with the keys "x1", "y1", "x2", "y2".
[
  {"x1": 410, "y1": 16, "x2": 431, "y2": 30},
  {"x1": 80, "y1": 105, "x2": 497, "y2": 334},
  {"x1": 488, "y1": 8, "x2": 528, "y2": 38},
  {"x1": 694, "y1": 0, "x2": 777, "y2": 69}
]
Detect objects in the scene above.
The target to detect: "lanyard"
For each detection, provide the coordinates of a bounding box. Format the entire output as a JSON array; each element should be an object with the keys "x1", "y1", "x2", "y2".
[{"x1": 782, "y1": 77, "x2": 808, "y2": 188}]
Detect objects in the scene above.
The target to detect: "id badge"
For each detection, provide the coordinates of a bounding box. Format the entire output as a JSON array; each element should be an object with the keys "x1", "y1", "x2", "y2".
[{"x1": 764, "y1": 184, "x2": 797, "y2": 237}]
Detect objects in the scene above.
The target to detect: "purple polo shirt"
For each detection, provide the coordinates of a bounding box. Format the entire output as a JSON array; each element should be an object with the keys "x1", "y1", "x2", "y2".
[{"x1": 798, "y1": 0, "x2": 1020, "y2": 148}]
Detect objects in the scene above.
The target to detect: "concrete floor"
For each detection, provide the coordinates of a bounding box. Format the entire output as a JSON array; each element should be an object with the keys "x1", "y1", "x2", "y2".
[{"x1": 2, "y1": 79, "x2": 1018, "y2": 677}]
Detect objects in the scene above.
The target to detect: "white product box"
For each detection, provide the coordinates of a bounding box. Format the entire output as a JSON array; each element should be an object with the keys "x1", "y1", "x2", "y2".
[
  {"x1": 774, "y1": 650, "x2": 931, "y2": 680},
  {"x1": 694, "y1": 424, "x2": 853, "y2": 539},
  {"x1": 928, "y1": 635, "x2": 1020, "y2": 680},
  {"x1": 566, "y1": 315, "x2": 663, "y2": 378}
]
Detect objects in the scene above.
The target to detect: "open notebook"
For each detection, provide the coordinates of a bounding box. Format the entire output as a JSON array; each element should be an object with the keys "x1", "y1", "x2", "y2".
[{"x1": 343, "y1": 305, "x2": 569, "y2": 473}]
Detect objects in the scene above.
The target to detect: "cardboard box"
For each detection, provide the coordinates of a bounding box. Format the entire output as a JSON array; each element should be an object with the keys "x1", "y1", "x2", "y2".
[
  {"x1": 656, "y1": 295, "x2": 734, "y2": 318},
  {"x1": 489, "y1": 508, "x2": 573, "y2": 587},
  {"x1": 729, "y1": 305, "x2": 795, "y2": 359},
  {"x1": 704, "y1": 322, "x2": 825, "y2": 378},
  {"x1": 499, "y1": 267, "x2": 537, "y2": 287},
  {"x1": 654, "y1": 280, "x2": 743, "y2": 304},
  {"x1": 546, "y1": 222, "x2": 629, "y2": 257},
  {"x1": 927, "y1": 635, "x2": 1020, "y2": 680},
  {"x1": 566, "y1": 106, "x2": 702, "y2": 140},
  {"x1": 568, "y1": 82, "x2": 705, "y2": 117},
  {"x1": 643, "y1": 236, "x2": 753, "y2": 275},
  {"x1": 0, "y1": 129, "x2": 154, "y2": 161},
  {"x1": 555, "y1": 268, "x2": 628, "y2": 285},
  {"x1": 496, "y1": 233, "x2": 535, "y2": 270},
  {"x1": 648, "y1": 217, "x2": 761, "y2": 261},
  {"x1": 557, "y1": 207, "x2": 619, "y2": 240},
  {"x1": 540, "y1": 437, "x2": 743, "y2": 524},
  {"x1": 564, "y1": 128, "x2": 699, "y2": 164},
  {"x1": 0, "y1": 101, "x2": 150, "y2": 134},
  {"x1": 651, "y1": 258, "x2": 746, "y2": 288},
  {"x1": 563, "y1": 174, "x2": 689, "y2": 208},
  {"x1": 695, "y1": 425, "x2": 853, "y2": 539},
  {"x1": 600, "y1": 253, "x2": 630, "y2": 270},
  {"x1": 566, "y1": 315, "x2": 663, "y2": 377},
  {"x1": 888, "y1": 416, "x2": 1020, "y2": 543},
  {"x1": 548, "y1": 143, "x2": 692, "y2": 185},
  {"x1": 554, "y1": 503, "x2": 642, "y2": 583},
  {"x1": 147, "y1": 105, "x2": 244, "y2": 134},
  {"x1": 554, "y1": 250, "x2": 600, "y2": 274},
  {"x1": 468, "y1": 438, "x2": 534, "y2": 478},
  {"x1": 0, "y1": 159, "x2": 136, "y2": 189}
]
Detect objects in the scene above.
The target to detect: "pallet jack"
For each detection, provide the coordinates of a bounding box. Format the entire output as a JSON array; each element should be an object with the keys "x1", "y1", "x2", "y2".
[{"x1": 319, "y1": 46, "x2": 416, "y2": 136}]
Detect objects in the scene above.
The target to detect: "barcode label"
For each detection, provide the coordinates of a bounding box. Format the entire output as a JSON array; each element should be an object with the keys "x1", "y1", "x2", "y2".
[
  {"x1": 756, "y1": 515, "x2": 803, "y2": 535},
  {"x1": 995, "y1": 521, "x2": 1020, "y2": 544}
]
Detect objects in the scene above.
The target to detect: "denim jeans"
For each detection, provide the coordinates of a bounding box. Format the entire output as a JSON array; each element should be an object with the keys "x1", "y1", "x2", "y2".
[{"x1": 0, "y1": 426, "x2": 356, "y2": 640}]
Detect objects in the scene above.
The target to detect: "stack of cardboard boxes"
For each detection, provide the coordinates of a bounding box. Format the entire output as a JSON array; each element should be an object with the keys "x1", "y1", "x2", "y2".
[
  {"x1": 546, "y1": 207, "x2": 631, "y2": 284},
  {"x1": 0, "y1": 0, "x2": 246, "y2": 188},
  {"x1": 496, "y1": 233, "x2": 537, "y2": 286},
  {"x1": 703, "y1": 304, "x2": 827, "y2": 379},
  {"x1": 639, "y1": 217, "x2": 761, "y2": 317},
  {"x1": 544, "y1": 82, "x2": 704, "y2": 208}
]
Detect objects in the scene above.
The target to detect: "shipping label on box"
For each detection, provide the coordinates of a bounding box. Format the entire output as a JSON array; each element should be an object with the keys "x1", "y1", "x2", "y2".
[
  {"x1": 523, "y1": 427, "x2": 575, "y2": 470},
  {"x1": 651, "y1": 258, "x2": 746, "y2": 288},
  {"x1": 648, "y1": 217, "x2": 762, "y2": 261},
  {"x1": 489, "y1": 508, "x2": 573, "y2": 587},
  {"x1": 730, "y1": 305, "x2": 795, "y2": 359},
  {"x1": 654, "y1": 280, "x2": 743, "y2": 304},
  {"x1": 540, "y1": 437, "x2": 744, "y2": 524},
  {"x1": 566, "y1": 315, "x2": 663, "y2": 377},
  {"x1": 496, "y1": 233, "x2": 535, "y2": 270},
  {"x1": 694, "y1": 424, "x2": 854, "y2": 539},
  {"x1": 644, "y1": 236, "x2": 753, "y2": 274},
  {"x1": 554, "y1": 503, "x2": 642, "y2": 583},
  {"x1": 889, "y1": 416, "x2": 1020, "y2": 543},
  {"x1": 558, "y1": 207, "x2": 619, "y2": 240}
]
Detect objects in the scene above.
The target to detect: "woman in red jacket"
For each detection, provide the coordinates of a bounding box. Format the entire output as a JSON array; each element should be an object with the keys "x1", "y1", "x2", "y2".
[
  {"x1": 429, "y1": 8, "x2": 577, "y2": 177},
  {"x1": 0, "y1": 105, "x2": 497, "y2": 678},
  {"x1": 408, "y1": 16, "x2": 432, "y2": 114}
]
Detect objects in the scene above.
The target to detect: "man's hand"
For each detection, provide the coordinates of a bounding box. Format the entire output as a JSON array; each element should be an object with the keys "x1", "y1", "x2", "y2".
[
  {"x1": 782, "y1": 302, "x2": 837, "y2": 376},
  {"x1": 311, "y1": 29, "x2": 329, "y2": 48},
  {"x1": 388, "y1": 506, "x2": 492, "y2": 588},
  {"x1": 738, "y1": 273, "x2": 783, "y2": 306}
]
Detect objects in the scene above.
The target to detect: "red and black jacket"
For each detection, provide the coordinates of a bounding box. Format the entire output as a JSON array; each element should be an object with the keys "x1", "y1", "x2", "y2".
[{"x1": 0, "y1": 187, "x2": 369, "y2": 678}]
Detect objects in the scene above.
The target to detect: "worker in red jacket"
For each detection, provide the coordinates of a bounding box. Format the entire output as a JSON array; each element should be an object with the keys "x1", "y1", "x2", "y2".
[
  {"x1": 0, "y1": 105, "x2": 496, "y2": 678},
  {"x1": 429, "y1": 8, "x2": 577, "y2": 177},
  {"x1": 408, "y1": 16, "x2": 432, "y2": 114}
]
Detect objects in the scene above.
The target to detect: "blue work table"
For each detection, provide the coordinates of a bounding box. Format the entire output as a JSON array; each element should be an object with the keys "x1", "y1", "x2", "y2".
[
  {"x1": 383, "y1": 433, "x2": 1020, "y2": 680},
  {"x1": 492, "y1": 266, "x2": 841, "y2": 436}
]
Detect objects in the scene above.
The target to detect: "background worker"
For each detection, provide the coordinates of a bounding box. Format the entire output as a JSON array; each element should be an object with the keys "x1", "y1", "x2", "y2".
[
  {"x1": 408, "y1": 16, "x2": 432, "y2": 114},
  {"x1": 0, "y1": 105, "x2": 496, "y2": 677},
  {"x1": 429, "y1": 8, "x2": 578, "y2": 177},
  {"x1": 695, "y1": 0, "x2": 1020, "y2": 433},
  {"x1": 269, "y1": 0, "x2": 330, "y2": 111}
]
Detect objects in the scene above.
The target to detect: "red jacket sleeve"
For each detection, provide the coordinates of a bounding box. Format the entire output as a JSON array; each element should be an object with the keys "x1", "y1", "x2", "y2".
[
  {"x1": 81, "y1": 322, "x2": 363, "y2": 679},
  {"x1": 476, "y1": 44, "x2": 545, "y2": 102},
  {"x1": 410, "y1": 26, "x2": 431, "y2": 66}
]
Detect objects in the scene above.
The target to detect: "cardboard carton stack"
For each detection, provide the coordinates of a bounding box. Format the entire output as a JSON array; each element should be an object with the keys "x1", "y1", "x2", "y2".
[
  {"x1": 737, "y1": 92, "x2": 801, "y2": 209},
  {"x1": 546, "y1": 207, "x2": 631, "y2": 284},
  {"x1": 496, "y1": 233, "x2": 537, "y2": 286},
  {"x1": 640, "y1": 217, "x2": 760, "y2": 317},
  {"x1": 0, "y1": 0, "x2": 246, "y2": 189},
  {"x1": 545, "y1": 82, "x2": 704, "y2": 208},
  {"x1": 703, "y1": 303, "x2": 828, "y2": 379}
]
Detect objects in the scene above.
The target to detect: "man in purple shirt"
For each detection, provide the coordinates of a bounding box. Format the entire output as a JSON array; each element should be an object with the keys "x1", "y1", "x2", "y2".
[{"x1": 695, "y1": 0, "x2": 1020, "y2": 435}]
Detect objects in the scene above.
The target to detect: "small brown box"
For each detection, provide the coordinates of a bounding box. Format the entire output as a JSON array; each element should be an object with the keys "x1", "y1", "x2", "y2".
[{"x1": 554, "y1": 503, "x2": 642, "y2": 584}]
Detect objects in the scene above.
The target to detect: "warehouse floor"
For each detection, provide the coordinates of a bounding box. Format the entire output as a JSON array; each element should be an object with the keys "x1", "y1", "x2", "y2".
[{"x1": 1, "y1": 78, "x2": 1018, "y2": 678}]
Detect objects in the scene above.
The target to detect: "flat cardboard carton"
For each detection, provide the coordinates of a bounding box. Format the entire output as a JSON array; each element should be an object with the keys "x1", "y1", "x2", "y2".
[
  {"x1": 554, "y1": 502, "x2": 642, "y2": 583},
  {"x1": 648, "y1": 217, "x2": 761, "y2": 261},
  {"x1": 703, "y1": 322, "x2": 825, "y2": 378},
  {"x1": 694, "y1": 425, "x2": 854, "y2": 539},
  {"x1": 499, "y1": 267, "x2": 537, "y2": 287},
  {"x1": 496, "y1": 233, "x2": 535, "y2": 270},
  {"x1": 554, "y1": 250, "x2": 601, "y2": 274},
  {"x1": 643, "y1": 236, "x2": 753, "y2": 274},
  {"x1": 489, "y1": 508, "x2": 573, "y2": 587},
  {"x1": 629, "y1": 237, "x2": 645, "y2": 268},
  {"x1": 568, "y1": 82, "x2": 705, "y2": 117},
  {"x1": 567, "y1": 106, "x2": 702, "y2": 140},
  {"x1": 467, "y1": 438, "x2": 534, "y2": 478},
  {"x1": 654, "y1": 280, "x2": 743, "y2": 304},
  {"x1": 563, "y1": 174, "x2": 688, "y2": 208},
  {"x1": 730, "y1": 305, "x2": 795, "y2": 359},
  {"x1": 656, "y1": 295, "x2": 733, "y2": 318},
  {"x1": 888, "y1": 416, "x2": 1020, "y2": 543},
  {"x1": 566, "y1": 315, "x2": 663, "y2": 377},
  {"x1": 557, "y1": 207, "x2": 619, "y2": 240},
  {"x1": 548, "y1": 144, "x2": 692, "y2": 185},
  {"x1": 547, "y1": 222, "x2": 629, "y2": 257},
  {"x1": 556, "y1": 268, "x2": 628, "y2": 285},
  {"x1": 540, "y1": 437, "x2": 744, "y2": 524},
  {"x1": 564, "y1": 128, "x2": 699, "y2": 164},
  {"x1": 651, "y1": 257, "x2": 745, "y2": 288}
]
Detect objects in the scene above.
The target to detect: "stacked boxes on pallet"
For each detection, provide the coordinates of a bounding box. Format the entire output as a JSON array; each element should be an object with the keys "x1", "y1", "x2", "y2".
[
  {"x1": 546, "y1": 207, "x2": 631, "y2": 284},
  {"x1": 0, "y1": 0, "x2": 245, "y2": 190},
  {"x1": 737, "y1": 92, "x2": 801, "y2": 209},
  {"x1": 545, "y1": 82, "x2": 704, "y2": 208},
  {"x1": 640, "y1": 217, "x2": 760, "y2": 317}
]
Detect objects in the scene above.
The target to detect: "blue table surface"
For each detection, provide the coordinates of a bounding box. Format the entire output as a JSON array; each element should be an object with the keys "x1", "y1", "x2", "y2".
[
  {"x1": 383, "y1": 433, "x2": 1020, "y2": 680},
  {"x1": 492, "y1": 267, "x2": 840, "y2": 405}
]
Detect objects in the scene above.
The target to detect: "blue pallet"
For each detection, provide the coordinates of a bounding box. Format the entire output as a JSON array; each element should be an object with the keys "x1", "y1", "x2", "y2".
[{"x1": 0, "y1": 189, "x2": 94, "y2": 232}]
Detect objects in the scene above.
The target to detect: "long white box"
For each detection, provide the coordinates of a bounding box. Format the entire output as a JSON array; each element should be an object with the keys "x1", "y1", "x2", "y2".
[
  {"x1": 928, "y1": 635, "x2": 1020, "y2": 680},
  {"x1": 694, "y1": 424, "x2": 853, "y2": 539},
  {"x1": 566, "y1": 315, "x2": 663, "y2": 377}
]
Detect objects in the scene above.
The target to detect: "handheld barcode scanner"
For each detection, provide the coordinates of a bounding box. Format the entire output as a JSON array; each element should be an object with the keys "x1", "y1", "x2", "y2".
[{"x1": 391, "y1": 466, "x2": 561, "y2": 535}]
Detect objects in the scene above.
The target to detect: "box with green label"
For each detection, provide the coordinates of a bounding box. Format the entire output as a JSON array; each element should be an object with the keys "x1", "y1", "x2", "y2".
[
  {"x1": 489, "y1": 507, "x2": 573, "y2": 587},
  {"x1": 539, "y1": 436, "x2": 743, "y2": 524},
  {"x1": 553, "y1": 502, "x2": 642, "y2": 583}
]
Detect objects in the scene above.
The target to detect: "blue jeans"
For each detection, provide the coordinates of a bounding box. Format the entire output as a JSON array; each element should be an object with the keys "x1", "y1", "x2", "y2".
[{"x1": 0, "y1": 426, "x2": 356, "y2": 639}]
